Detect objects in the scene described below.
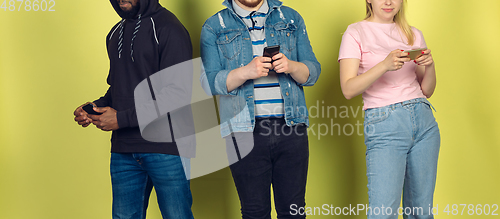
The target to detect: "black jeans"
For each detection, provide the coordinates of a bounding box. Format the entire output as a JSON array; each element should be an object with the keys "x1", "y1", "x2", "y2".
[{"x1": 229, "y1": 118, "x2": 309, "y2": 219}]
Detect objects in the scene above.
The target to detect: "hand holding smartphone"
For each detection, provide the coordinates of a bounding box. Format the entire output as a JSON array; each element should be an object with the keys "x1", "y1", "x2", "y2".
[
  {"x1": 263, "y1": 45, "x2": 280, "y2": 63},
  {"x1": 404, "y1": 48, "x2": 427, "y2": 60},
  {"x1": 82, "y1": 103, "x2": 102, "y2": 115}
]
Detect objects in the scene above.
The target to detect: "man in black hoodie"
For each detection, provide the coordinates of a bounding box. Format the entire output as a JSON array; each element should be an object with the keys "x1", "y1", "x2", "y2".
[{"x1": 73, "y1": 0, "x2": 194, "y2": 218}]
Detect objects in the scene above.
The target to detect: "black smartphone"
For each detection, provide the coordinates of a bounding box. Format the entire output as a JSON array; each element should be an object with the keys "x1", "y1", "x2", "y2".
[
  {"x1": 263, "y1": 45, "x2": 280, "y2": 63},
  {"x1": 82, "y1": 103, "x2": 102, "y2": 115}
]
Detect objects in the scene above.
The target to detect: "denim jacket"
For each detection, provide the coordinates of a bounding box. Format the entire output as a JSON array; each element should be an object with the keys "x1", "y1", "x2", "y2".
[{"x1": 200, "y1": 0, "x2": 321, "y2": 137}]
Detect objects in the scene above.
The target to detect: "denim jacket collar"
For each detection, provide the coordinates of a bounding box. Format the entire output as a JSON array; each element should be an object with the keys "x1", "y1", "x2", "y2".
[{"x1": 222, "y1": 0, "x2": 283, "y2": 15}]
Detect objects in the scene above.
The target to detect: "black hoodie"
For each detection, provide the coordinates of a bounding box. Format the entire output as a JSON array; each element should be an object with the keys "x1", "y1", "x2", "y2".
[{"x1": 93, "y1": 0, "x2": 193, "y2": 155}]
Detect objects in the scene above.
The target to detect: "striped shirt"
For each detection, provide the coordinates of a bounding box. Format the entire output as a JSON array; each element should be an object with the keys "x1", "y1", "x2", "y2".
[{"x1": 232, "y1": 0, "x2": 284, "y2": 118}]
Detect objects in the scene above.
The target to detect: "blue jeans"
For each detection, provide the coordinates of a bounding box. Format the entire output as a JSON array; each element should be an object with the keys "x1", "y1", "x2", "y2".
[
  {"x1": 229, "y1": 118, "x2": 309, "y2": 219},
  {"x1": 110, "y1": 153, "x2": 194, "y2": 219},
  {"x1": 364, "y1": 98, "x2": 440, "y2": 219}
]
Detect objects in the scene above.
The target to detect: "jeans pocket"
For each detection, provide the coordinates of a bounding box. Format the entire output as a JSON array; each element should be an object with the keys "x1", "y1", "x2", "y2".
[
  {"x1": 364, "y1": 106, "x2": 391, "y2": 126},
  {"x1": 422, "y1": 100, "x2": 437, "y2": 112}
]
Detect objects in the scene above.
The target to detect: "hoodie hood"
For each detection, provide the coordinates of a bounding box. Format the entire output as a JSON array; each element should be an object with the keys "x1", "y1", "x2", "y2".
[
  {"x1": 110, "y1": 0, "x2": 162, "y2": 19},
  {"x1": 110, "y1": 0, "x2": 163, "y2": 61}
]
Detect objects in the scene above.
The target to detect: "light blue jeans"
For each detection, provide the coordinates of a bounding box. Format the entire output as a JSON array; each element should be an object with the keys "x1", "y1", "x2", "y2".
[
  {"x1": 110, "y1": 153, "x2": 193, "y2": 219},
  {"x1": 364, "y1": 98, "x2": 440, "y2": 219}
]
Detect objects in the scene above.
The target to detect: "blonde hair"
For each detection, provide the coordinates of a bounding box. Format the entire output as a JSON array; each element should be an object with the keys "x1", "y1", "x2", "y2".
[{"x1": 365, "y1": 0, "x2": 415, "y2": 46}]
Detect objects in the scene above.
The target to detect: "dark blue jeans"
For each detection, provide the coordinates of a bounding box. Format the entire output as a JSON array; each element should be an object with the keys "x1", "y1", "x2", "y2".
[
  {"x1": 229, "y1": 118, "x2": 309, "y2": 219},
  {"x1": 110, "y1": 153, "x2": 194, "y2": 219}
]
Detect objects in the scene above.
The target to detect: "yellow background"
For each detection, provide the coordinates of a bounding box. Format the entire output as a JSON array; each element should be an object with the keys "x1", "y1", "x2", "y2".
[{"x1": 1, "y1": 0, "x2": 499, "y2": 218}]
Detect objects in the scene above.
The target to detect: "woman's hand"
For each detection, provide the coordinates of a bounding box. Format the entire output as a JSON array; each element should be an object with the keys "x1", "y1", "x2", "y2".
[
  {"x1": 415, "y1": 48, "x2": 436, "y2": 98},
  {"x1": 415, "y1": 49, "x2": 434, "y2": 66},
  {"x1": 382, "y1": 49, "x2": 411, "y2": 71}
]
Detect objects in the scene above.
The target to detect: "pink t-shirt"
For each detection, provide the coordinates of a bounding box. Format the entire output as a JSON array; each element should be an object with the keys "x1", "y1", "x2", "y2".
[{"x1": 338, "y1": 20, "x2": 427, "y2": 110}]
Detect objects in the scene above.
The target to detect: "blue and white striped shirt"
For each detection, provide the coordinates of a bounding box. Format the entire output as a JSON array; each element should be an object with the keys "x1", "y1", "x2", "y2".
[{"x1": 233, "y1": 0, "x2": 284, "y2": 118}]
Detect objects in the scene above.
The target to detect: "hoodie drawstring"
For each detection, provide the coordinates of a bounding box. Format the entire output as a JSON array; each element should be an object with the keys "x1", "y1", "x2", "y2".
[
  {"x1": 117, "y1": 14, "x2": 142, "y2": 62},
  {"x1": 130, "y1": 14, "x2": 142, "y2": 62},
  {"x1": 117, "y1": 19, "x2": 125, "y2": 59}
]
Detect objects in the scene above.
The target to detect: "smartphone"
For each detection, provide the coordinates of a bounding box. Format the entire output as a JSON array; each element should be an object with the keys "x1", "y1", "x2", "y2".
[
  {"x1": 263, "y1": 45, "x2": 280, "y2": 63},
  {"x1": 82, "y1": 103, "x2": 102, "y2": 115},
  {"x1": 404, "y1": 48, "x2": 427, "y2": 60}
]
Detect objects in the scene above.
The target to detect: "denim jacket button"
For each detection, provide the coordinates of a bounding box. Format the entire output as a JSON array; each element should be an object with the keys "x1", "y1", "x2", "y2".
[
  {"x1": 271, "y1": 33, "x2": 274, "y2": 37},
  {"x1": 291, "y1": 121, "x2": 294, "y2": 125},
  {"x1": 286, "y1": 92, "x2": 289, "y2": 96}
]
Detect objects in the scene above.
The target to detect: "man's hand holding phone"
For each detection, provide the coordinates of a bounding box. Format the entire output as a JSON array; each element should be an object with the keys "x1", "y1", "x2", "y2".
[
  {"x1": 74, "y1": 102, "x2": 94, "y2": 128},
  {"x1": 242, "y1": 56, "x2": 273, "y2": 80},
  {"x1": 263, "y1": 45, "x2": 290, "y2": 74},
  {"x1": 263, "y1": 45, "x2": 310, "y2": 84},
  {"x1": 74, "y1": 102, "x2": 119, "y2": 131},
  {"x1": 88, "y1": 107, "x2": 119, "y2": 131},
  {"x1": 271, "y1": 53, "x2": 294, "y2": 74}
]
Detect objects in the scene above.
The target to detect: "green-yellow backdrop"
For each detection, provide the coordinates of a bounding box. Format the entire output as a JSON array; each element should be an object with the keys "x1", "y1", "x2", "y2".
[{"x1": 1, "y1": 0, "x2": 499, "y2": 218}]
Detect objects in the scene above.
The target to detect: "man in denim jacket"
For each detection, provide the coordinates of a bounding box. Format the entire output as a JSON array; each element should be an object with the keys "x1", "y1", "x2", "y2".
[{"x1": 200, "y1": 0, "x2": 320, "y2": 218}]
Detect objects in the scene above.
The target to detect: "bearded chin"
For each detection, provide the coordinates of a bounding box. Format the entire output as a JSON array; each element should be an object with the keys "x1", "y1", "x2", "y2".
[
  {"x1": 121, "y1": 4, "x2": 140, "y2": 19},
  {"x1": 237, "y1": 0, "x2": 263, "y2": 8}
]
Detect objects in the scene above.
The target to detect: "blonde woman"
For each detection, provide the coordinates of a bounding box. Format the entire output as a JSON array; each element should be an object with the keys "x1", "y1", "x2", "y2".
[{"x1": 338, "y1": 0, "x2": 440, "y2": 218}]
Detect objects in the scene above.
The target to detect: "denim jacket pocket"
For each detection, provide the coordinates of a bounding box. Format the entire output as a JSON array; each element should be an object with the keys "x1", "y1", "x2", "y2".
[
  {"x1": 274, "y1": 22, "x2": 297, "y2": 53},
  {"x1": 364, "y1": 107, "x2": 391, "y2": 125},
  {"x1": 216, "y1": 31, "x2": 242, "y2": 61}
]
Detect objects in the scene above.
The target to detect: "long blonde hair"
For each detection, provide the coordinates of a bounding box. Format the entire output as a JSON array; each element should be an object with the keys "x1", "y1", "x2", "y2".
[{"x1": 365, "y1": 0, "x2": 415, "y2": 46}]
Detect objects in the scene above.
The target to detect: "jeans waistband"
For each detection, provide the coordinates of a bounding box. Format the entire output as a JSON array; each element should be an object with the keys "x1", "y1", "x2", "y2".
[
  {"x1": 256, "y1": 116, "x2": 285, "y2": 121},
  {"x1": 374, "y1": 98, "x2": 436, "y2": 112},
  {"x1": 395, "y1": 98, "x2": 436, "y2": 112}
]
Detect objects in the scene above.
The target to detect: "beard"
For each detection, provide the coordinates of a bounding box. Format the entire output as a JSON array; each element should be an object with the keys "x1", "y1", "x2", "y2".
[
  {"x1": 118, "y1": 0, "x2": 140, "y2": 19},
  {"x1": 236, "y1": 0, "x2": 263, "y2": 8}
]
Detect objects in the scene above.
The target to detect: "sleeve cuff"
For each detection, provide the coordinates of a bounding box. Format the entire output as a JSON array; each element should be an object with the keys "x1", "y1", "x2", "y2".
[
  {"x1": 116, "y1": 110, "x2": 130, "y2": 129},
  {"x1": 215, "y1": 69, "x2": 238, "y2": 96},
  {"x1": 298, "y1": 60, "x2": 320, "y2": 87}
]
